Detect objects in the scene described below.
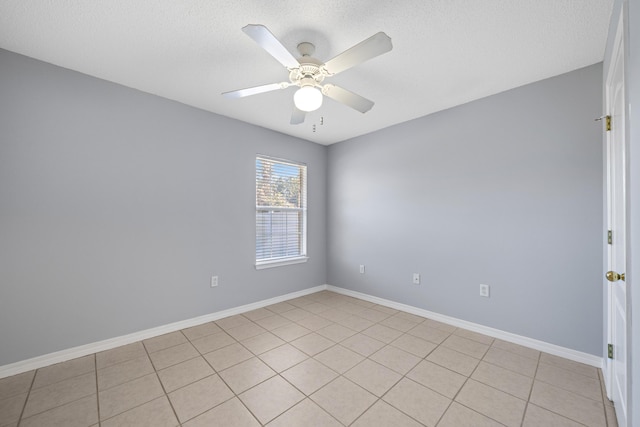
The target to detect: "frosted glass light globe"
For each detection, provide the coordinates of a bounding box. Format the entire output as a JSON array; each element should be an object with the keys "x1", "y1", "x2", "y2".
[{"x1": 294, "y1": 86, "x2": 323, "y2": 112}]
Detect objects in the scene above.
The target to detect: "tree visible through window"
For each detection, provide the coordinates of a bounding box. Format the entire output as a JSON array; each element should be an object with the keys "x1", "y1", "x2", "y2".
[{"x1": 256, "y1": 156, "x2": 307, "y2": 266}]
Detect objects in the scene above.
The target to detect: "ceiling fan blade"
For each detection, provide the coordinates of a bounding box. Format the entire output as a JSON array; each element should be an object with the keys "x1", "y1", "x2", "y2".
[
  {"x1": 242, "y1": 24, "x2": 300, "y2": 69},
  {"x1": 222, "y1": 82, "x2": 289, "y2": 98},
  {"x1": 323, "y1": 32, "x2": 392, "y2": 75},
  {"x1": 290, "y1": 107, "x2": 306, "y2": 125},
  {"x1": 322, "y1": 84, "x2": 374, "y2": 113}
]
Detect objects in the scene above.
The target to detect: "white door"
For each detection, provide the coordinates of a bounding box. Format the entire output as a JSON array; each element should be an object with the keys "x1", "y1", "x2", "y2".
[{"x1": 605, "y1": 11, "x2": 628, "y2": 427}]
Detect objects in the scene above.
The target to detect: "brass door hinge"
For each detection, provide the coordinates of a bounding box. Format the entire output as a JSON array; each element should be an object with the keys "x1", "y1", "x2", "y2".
[
  {"x1": 606, "y1": 115, "x2": 611, "y2": 131},
  {"x1": 608, "y1": 344, "x2": 614, "y2": 359},
  {"x1": 608, "y1": 230, "x2": 613, "y2": 245}
]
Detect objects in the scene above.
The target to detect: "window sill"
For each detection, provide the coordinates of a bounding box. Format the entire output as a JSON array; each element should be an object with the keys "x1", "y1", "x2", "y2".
[{"x1": 255, "y1": 256, "x2": 309, "y2": 270}]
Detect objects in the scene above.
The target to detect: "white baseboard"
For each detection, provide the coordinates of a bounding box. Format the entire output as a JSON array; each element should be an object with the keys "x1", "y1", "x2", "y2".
[
  {"x1": 0, "y1": 283, "x2": 603, "y2": 379},
  {"x1": 0, "y1": 285, "x2": 325, "y2": 379},
  {"x1": 326, "y1": 285, "x2": 603, "y2": 368}
]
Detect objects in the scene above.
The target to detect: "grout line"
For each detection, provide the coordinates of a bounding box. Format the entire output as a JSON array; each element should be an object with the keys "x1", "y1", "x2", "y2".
[
  {"x1": 15, "y1": 367, "x2": 37, "y2": 426},
  {"x1": 94, "y1": 354, "x2": 100, "y2": 425}
]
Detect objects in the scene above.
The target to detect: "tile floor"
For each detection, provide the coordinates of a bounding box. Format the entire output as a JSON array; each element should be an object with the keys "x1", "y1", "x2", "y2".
[{"x1": 0, "y1": 291, "x2": 619, "y2": 426}]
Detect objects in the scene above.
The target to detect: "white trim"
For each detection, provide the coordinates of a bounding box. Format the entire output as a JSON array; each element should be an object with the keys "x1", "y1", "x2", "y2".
[
  {"x1": 326, "y1": 285, "x2": 603, "y2": 368},
  {"x1": 0, "y1": 285, "x2": 325, "y2": 379},
  {"x1": 255, "y1": 256, "x2": 309, "y2": 270},
  {"x1": 0, "y1": 283, "x2": 604, "y2": 379}
]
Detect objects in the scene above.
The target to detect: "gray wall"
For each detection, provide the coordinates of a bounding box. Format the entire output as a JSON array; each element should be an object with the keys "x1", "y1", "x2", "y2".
[
  {"x1": 604, "y1": 0, "x2": 640, "y2": 424},
  {"x1": 327, "y1": 64, "x2": 603, "y2": 355},
  {"x1": 0, "y1": 49, "x2": 327, "y2": 366}
]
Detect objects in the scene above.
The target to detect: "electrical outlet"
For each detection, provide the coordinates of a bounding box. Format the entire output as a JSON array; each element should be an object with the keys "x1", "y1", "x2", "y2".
[
  {"x1": 211, "y1": 276, "x2": 218, "y2": 287},
  {"x1": 413, "y1": 273, "x2": 420, "y2": 285},
  {"x1": 479, "y1": 284, "x2": 489, "y2": 297},
  {"x1": 359, "y1": 265, "x2": 365, "y2": 274}
]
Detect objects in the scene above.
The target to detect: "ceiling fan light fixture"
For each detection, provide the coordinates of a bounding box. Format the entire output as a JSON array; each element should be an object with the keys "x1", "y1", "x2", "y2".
[{"x1": 294, "y1": 86, "x2": 323, "y2": 112}]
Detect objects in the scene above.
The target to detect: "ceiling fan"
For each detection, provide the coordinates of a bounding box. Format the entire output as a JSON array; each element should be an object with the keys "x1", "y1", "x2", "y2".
[{"x1": 222, "y1": 25, "x2": 392, "y2": 125}]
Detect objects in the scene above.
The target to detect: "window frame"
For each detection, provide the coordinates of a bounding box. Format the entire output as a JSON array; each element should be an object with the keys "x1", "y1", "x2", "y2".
[{"x1": 255, "y1": 155, "x2": 308, "y2": 269}]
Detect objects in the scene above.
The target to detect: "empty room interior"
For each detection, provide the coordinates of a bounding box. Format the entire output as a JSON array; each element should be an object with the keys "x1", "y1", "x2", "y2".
[{"x1": 1, "y1": 1, "x2": 639, "y2": 426}]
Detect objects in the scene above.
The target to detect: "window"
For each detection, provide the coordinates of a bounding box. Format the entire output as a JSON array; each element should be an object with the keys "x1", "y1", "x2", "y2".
[{"x1": 255, "y1": 156, "x2": 307, "y2": 268}]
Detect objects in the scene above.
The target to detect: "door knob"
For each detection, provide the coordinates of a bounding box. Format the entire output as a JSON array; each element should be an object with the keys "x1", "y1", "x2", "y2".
[{"x1": 606, "y1": 271, "x2": 625, "y2": 282}]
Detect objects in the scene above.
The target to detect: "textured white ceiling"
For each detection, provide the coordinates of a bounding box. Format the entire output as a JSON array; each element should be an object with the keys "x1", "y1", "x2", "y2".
[{"x1": 0, "y1": 0, "x2": 613, "y2": 145}]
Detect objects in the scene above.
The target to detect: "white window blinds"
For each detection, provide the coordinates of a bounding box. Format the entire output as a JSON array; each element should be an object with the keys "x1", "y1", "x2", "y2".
[{"x1": 256, "y1": 156, "x2": 307, "y2": 266}]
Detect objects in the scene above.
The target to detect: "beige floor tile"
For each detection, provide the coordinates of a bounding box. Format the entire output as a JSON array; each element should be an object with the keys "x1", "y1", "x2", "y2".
[
  {"x1": 351, "y1": 400, "x2": 422, "y2": 427},
  {"x1": 32, "y1": 355, "x2": 95, "y2": 390},
  {"x1": 310, "y1": 377, "x2": 376, "y2": 425},
  {"x1": 605, "y1": 403, "x2": 618, "y2": 427},
  {"x1": 362, "y1": 324, "x2": 404, "y2": 344},
  {"x1": 536, "y1": 362, "x2": 602, "y2": 401},
  {"x1": 0, "y1": 392, "x2": 27, "y2": 426},
  {"x1": 316, "y1": 323, "x2": 357, "y2": 342},
  {"x1": 265, "y1": 301, "x2": 297, "y2": 314},
  {"x1": 426, "y1": 346, "x2": 479, "y2": 376},
  {"x1": 340, "y1": 333, "x2": 385, "y2": 357},
  {"x1": 149, "y1": 342, "x2": 199, "y2": 370},
  {"x1": 345, "y1": 359, "x2": 402, "y2": 397},
  {"x1": 288, "y1": 296, "x2": 315, "y2": 308},
  {"x1": 290, "y1": 333, "x2": 335, "y2": 356},
  {"x1": 380, "y1": 315, "x2": 421, "y2": 333},
  {"x1": 529, "y1": 380, "x2": 605, "y2": 427},
  {"x1": 539, "y1": 354, "x2": 598, "y2": 379},
  {"x1": 268, "y1": 398, "x2": 341, "y2": 427},
  {"x1": 383, "y1": 378, "x2": 451, "y2": 426},
  {"x1": 96, "y1": 342, "x2": 147, "y2": 369},
  {"x1": 370, "y1": 345, "x2": 421, "y2": 375},
  {"x1": 157, "y1": 357, "x2": 215, "y2": 392},
  {"x1": 242, "y1": 308, "x2": 274, "y2": 322},
  {"x1": 296, "y1": 314, "x2": 333, "y2": 331},
  {"x1": 492, "y1": 339, "x2": 540, "y2": 360},
  {"x1": 456, "y1": 379, "x2": 526, "y2": 427},
  {"x1": 240, "y1": 332, "x2": 285, "y2": 355},
  {"x1": 190, "y1": 331, "x2": 236, "y2": 354},
  {"x1": 372, "y1": 304, "x2": 399, "y2": 315},
  {"x1": 406, "y1": 323, "x2": 451, "y2": 344},
  {"x1": 438, "y1": 402, "x2": 503, "y2": 427},
  {"x1": 98, "y1": 373, "x2": 164, "y2": 420},
  {"x1": 483, "y1": 347, "x2": 538, "y2": 377},
  {"x1": 23, "y1": 371, "x2": 95, "y2": 418},
  {"x1": 337, "y1": 302, "x2": 367, "y2": 316},
  {"x1": 282, "y1": 358, "x2": 338, "y2": 395},
  {"x1": 144, "y1": 331, "x2": 188, "y2": 353},
  {"x1": 422, "y1": 318, "x2": 457, "y2": 333},
  {"x1": 442, "y1": 334, "x2": 490, "y2": 359},
  {"x1": 0, "y1": 371, "x2": 34, "y2": 400},
  {"x1": 168, "y1": 375, "x2": 233, "y2": 423},
  {"x1": 101, "y1": 396, "x2": 178, "y2": 427},
  {"x1": 253, "y1": 314, "x2": 292, "y2": 331},
  {"x1": 216, "y1": 314, "x2": 252, "y2": 330},
  {"x1": 522, "y1": 403, "x2": 584, "y2": 427},
  {"x1": 357, "y1": 308, "x2": 393, "y2": 323},
  {"x1": 390, "y1": 334, "x2": 437, "y2": 358},
  {"x1": 394, "y1": 312, "x2": 425, "y2": 323},
  {"x1": 406, "y1": 360, "x2": 466, "y2": 398},
  {"x1": 97, "y1": 355, "x2": 154, "y2": 391},
  {"x1": 182, "y1": 397, "x2": 259, "y2": 427},
  {"x1": 181, "y1": 322, "x2": 223, "y2": 341},
  {"x1": 19, "y1": 394, "x2": 98, "y2": 427},
  {"x1": 317, "y1": 308, "x2": 352, "y2": 323},
  {"x1": 471, "y1": 361, "x2": 533, "y2": 400},
  {"x1": 219, "y1": 357, "x2": 275, "y2": 394},
  {"x1": 259, "y1": 344, "x2": 309, "y2": 373},
  {"x1": 300, "y1": 302, "x2": 331, "y2": 315},
  {"x1": 203, "y1": 343, "x2": 253, "y2": 371},
  {"x1": 225, "y1": 322, "x2": 267, "y2": 341},
  {"x1": 453, "y1": 329, "x2": 495, "y2": 345},
  {"x1": 239, "y1": 376, "x2": 305, "y2": 424},
  {"x1": 280, "y1": 308, "x2": 313, "y2": 322},
  {"x1": 335, "y1": 315, "x2": 375, "y2": 332},
  {"x1": 314, "y1": 345, "x2": 365, "y2": 374},
  {"x1": 270, "y1": 323, "x2": 310, "y2": 341}
]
